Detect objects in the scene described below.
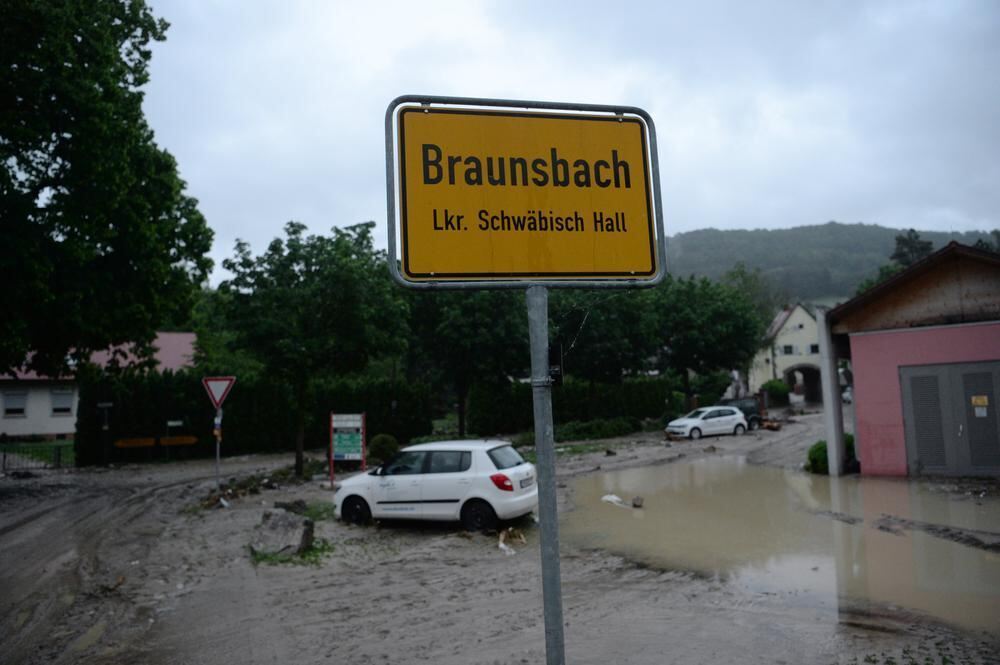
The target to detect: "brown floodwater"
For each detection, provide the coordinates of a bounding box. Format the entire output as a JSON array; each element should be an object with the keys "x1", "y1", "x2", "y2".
[{"x1": 562, "y1": 456, "x2": 1000, "y2": 634}]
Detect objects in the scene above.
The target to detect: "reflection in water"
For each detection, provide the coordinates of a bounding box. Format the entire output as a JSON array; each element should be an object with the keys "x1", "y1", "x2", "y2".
[{"x1": 562, "y1": 457, "x2": 1000, "y2": 633}]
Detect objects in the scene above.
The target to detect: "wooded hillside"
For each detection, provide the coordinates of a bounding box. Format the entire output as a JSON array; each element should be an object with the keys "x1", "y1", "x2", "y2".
[{"x1": 666, "y1": 222, "x2": 993, "y2": 301}]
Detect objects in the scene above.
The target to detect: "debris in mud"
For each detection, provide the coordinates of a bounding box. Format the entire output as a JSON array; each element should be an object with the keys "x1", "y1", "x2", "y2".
[
  {"x1": 250, "y1": 511, "x2": 315, "y2": 558},
  {"x1": 93, "y1": 575, "x2": 126, "y2": 596},
  {"x1": 604, "y1": 449, "x2": 617, "y2": 456},
  {"x1": 498, "y1": 527, "x2": 527, "y2": 555},
  {"x1": 703, "y1": 445, "x2": 717, "y2": 453},
  {"x1": 663, "y1": 442, "x2": 672, "y2": 448},
  {"x1": 197, "y1": 473, "x2": 281, "y2": 509},
  {"x1": 872, "y1": 514, "x2": 1000, "y2": 552},
  {"x1": 601, "y1": 494, "x2": 626, "y2": 507},
  {"x1": 9, "y1": 470, "x2": 36, "y2": 479},
  {"x1": 809, "y1": 509, "x2": 863, "y2": 525},
  {"x1": 275, "y1": 499, "x2": 308, "y2": 515},
  {"x1": 602, "y1": 494, "x2": 644, "y2": 510}
]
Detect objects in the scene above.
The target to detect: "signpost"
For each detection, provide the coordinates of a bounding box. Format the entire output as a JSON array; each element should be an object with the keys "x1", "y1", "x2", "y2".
[
  {"x1": 202, "y1": 376, "x2": 236, "y2": 490},
  {"x1": 386, "y1": 96, "x2": 665, "y2": 665},
  {"x1": 330, "y1": 413, "x2": 367, "y2": 487}
]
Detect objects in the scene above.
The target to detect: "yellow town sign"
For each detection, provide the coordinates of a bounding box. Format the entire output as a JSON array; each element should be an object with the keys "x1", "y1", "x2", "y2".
[{"x1": 392, "y1": 104, "x2": 660, "y2": 283}]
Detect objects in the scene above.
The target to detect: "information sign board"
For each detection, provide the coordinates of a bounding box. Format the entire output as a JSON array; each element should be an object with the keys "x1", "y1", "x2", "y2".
[{"x1": 331, "y1": 413, "x2": 366, "y2": 462}]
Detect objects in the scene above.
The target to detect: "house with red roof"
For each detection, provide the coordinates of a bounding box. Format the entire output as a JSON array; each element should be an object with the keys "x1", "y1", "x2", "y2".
[{"x1": 0, "y1": 332, "x2": 195, "y2": 440}]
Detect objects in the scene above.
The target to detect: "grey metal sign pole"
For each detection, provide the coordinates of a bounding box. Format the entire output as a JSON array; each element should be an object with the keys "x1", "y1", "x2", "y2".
[
  {"x1": 526, "y1": 285, "x2": 566, "y2": 665},
  {"x1": 214, "y1": 408, "x2": 223, "y2": 490}
]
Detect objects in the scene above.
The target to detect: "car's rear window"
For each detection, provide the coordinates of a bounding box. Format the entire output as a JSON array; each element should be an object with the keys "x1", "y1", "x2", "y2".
[
  {"x1": 427, "y1": 450, "x2": 472, "y2": 473},
  {"x1": 487, "y1": 445, "x2": 525, "y2": 470}
]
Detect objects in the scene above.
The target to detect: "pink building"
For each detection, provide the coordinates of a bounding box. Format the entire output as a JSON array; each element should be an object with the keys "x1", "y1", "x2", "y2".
[{"x1": 820, "y1": 243, "x2": 1000, "y2": 477}]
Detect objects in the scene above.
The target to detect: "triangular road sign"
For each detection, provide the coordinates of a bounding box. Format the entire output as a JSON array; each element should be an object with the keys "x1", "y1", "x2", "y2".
[{"x1": 202, "y1": 376, "x2": 236, "y2": 409}]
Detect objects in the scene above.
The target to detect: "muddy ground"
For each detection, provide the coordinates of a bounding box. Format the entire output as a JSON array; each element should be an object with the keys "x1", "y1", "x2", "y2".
[{"x1": 2, "y1": 412, "x2": 998, "y2": 665}]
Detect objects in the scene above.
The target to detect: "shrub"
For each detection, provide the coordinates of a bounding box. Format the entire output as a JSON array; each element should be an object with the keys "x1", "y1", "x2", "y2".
[
  {"x1": 807, "y1": 440, "x2": 829, "y2": 474},
  {"x1": 762, "y1": 379, "x2": 790, "y2": 406},
  {"x1": 367, "y1": 434, "x2": 399, "y2": 464},
  {"x1": 468, "y1": 376, "x2": 683, "y2": 435},
  {"x1": 555, "y1": 417, "x2": 639, "y2": 442},
  {"x1": 806, "y1": 434, "x2": 857, "y2": 475}
]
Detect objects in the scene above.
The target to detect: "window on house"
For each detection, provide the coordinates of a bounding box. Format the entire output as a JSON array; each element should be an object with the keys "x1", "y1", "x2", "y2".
[
  {"x1": 809, "y1": 344, "x2": 820, "y2": 354},
  {"x1": 3, "y1": 390, "x2": 27, "y2": 417},
  {"x1": 51, "y1": 388, "x2": 74, "y2": 416},
  {"x1": 782, "y1": 345, "x2": 794, "y2": 355}
]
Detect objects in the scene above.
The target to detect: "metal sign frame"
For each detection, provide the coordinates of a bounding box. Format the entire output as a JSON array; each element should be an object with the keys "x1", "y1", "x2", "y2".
[{"x1": 385, "y1": 95, "x2": 667, "y2": 290}]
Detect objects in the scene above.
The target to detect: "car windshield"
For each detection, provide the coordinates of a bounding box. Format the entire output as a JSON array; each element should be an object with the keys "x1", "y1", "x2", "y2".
[
  {"x1": 684, "y1": 409, "x2": 709, "y2": 419},
  {"x1": 488, "y1": 445, "x2": 525, "y2": 470}
]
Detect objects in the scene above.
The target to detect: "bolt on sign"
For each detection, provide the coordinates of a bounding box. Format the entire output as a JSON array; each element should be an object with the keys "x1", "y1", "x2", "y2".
[{"x1": 386, "y1": 97, "x2": 665, "y2": 286}]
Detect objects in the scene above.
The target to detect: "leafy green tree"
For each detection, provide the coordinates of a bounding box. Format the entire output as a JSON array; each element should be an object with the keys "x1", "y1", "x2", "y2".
[
  {"x1": 646, "y1": 276, "x2": 764, "y2": 402},
  {"x1": 889, "y1": 229, "x2": 933, "y2": 267},
  {"x1": 549, "y1": 290, "x2": 657, "y2": 384},
  {"x1": 721, "y1": 262, "x2": 787, "y2": 335},
  {"x1": 189, "y1": 289, "x2": 265, "y2": 380},
  {"x1": 406, "y1": 290, "x2": 526, "y2": 437},
  {"x1": 973, "y1": 230, "x2": 1000, "y2": 254},
  {"x1": 1, "y1": 0, "x2": 213, "y2": 375},
  {"x1": 854, "y1": 263, "x2": 905, "y2": 295},
  {"x1": 856, "y1": 228, "x2": 937, "y2": 295},
  {"x1": 221, "y1": 222, "x2": 406, "y2": 477}
]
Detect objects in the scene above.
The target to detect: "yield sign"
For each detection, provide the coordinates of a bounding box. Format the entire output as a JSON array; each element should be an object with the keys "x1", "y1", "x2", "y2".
[{"x1": 202, "y1": 376, "x2": 236, "y2": 409}]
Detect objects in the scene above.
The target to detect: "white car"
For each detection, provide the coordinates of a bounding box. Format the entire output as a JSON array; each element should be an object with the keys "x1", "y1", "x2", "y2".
[
  {"x1": 665, "y1": 406, "x2": 748, "y2": 440},
  {"x1": 334, "y1": 440, "x2": 538, "y2": 531}
]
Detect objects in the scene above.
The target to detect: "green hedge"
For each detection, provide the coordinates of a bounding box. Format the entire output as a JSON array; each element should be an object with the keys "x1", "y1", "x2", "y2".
[
  {"x1": 75, "y1": 371, "x2": 433, "y2": 466},
  {"x1": 468, "y1": 376, "x2": 682, "y2": 436},
  {"x1": 555, "y1": 417, "x2": 639, "y2": 442}
]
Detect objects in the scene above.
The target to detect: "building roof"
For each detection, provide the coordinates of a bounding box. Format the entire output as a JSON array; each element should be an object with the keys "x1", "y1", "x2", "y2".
[
  {"x1": 90, "y1": 332, "x2": 196, "y2": 372},
  {"x1": 5, "y1": 332, "x2": 196, "y2": 381},
  {"x1": 828, "y1": 242, "x2": 1000, "y2": 332},
  {"x1": 765, "y1": 303, "x2": 814, "y2": 340}
]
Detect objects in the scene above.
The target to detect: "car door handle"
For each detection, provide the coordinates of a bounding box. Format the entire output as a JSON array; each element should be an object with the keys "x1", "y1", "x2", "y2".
[{"x1": 958, "y1": 424, "x2": 963, "y2": 438}]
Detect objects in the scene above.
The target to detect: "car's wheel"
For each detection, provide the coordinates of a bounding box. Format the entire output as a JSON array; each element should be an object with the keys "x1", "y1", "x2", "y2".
[
  {"x1": 460, "y1": 499, "x2": 498, "y2": 532},
  {"x1": 689, "y1": 428, "x2": 702, "y2": 440},
  {"x1": 748, "y1": 418, "x2": 759, "y2": 431},
  {"x1": 734, "y1": 424, "x2": 746, "y2": 436},
  {"x1": 342, "y1": 496, "x2": 371, "y2": 525}
]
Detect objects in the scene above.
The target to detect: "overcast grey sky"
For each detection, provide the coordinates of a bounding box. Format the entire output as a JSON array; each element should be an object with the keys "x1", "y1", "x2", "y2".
[{"x1": 144, "y1": 0, "x2": 1000, "y2": 279}]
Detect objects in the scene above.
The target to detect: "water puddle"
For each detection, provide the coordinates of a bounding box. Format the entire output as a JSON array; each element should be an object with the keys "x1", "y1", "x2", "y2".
[{"x1": 562, "y1": 456, "x2": 1000, "y2": 633}]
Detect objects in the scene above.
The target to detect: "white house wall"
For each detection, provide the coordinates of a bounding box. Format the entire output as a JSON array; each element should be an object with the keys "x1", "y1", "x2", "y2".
[
  {"x1": 749, "y1": 305, "x2": 821, "y2": 392},
  {"x1": 1, "y1": 383, "x2": 78, "y2": 438}
]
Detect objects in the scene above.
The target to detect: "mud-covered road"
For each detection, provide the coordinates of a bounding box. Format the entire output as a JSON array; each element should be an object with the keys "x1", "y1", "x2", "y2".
[{"x1": 3, "y1": 413, "x2": 998, "y2": 665}]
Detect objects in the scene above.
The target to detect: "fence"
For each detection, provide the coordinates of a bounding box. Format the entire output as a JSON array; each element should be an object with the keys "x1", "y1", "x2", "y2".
[{"x1": 0, "y1": 441, "x2": 75, "y2": 472}]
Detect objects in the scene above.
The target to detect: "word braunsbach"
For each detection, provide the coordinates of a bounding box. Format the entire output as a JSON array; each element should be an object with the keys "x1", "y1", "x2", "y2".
[{"x1": 421, "y1": 144, "x2": 632, "y2": 189}]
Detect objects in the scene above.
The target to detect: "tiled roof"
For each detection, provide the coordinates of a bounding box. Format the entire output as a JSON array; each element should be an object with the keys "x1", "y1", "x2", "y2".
[{"x1": 4, "y1": 332, "x2": 196, "y2": 381}]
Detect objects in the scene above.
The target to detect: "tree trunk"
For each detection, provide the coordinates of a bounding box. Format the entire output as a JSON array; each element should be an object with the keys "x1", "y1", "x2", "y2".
[
  {"x1": 294, "y1": 380, "x2": 306, "y2": 478},
  {"x1": 456, "y1": 380, "x2": 468, "y2": 438},
  {"x1": 682, "y1": 370, "x2": 693, "y2": 411},
  {"x1": 294, "y1": 409, "x2": 305, "y2": 478}
]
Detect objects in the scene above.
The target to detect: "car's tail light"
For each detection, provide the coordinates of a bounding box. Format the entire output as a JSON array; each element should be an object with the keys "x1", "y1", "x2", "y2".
[{"x1": 490, "y1": 473, "x2": 514, "y2": 492}]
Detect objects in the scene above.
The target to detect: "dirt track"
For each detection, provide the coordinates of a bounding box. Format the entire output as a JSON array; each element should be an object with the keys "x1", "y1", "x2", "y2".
[{"x1": 2, "y1": 413, "x2": 998, "y2": 664}]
